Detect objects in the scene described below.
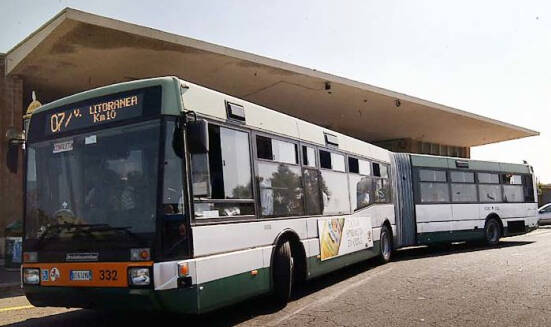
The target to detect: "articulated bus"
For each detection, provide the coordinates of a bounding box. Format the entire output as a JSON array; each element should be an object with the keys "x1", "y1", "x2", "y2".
[{"x1": 18, "y1": 77, "x2": 538, "y2": 313}]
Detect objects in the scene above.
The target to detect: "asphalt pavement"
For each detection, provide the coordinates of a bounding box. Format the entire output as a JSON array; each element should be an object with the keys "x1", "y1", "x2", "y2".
[{"x1": 2, "y1": 227, "x2": 551, "y2": 326}]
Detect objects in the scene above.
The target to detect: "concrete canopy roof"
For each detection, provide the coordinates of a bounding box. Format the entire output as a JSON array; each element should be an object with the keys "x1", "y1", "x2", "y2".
[{"x1": 5, "y1": 8, "x2": 538, "y2": 147}]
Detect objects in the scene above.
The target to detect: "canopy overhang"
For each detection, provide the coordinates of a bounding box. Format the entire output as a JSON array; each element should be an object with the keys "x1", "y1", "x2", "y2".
[{"x1": 5, "y1": 8, "x2": 538, "y2": 147}]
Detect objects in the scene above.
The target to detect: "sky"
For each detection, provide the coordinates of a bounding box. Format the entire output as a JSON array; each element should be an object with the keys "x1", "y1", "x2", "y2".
[{"x1": 0, "y1": 0, "x2": 549, "y2": 182}]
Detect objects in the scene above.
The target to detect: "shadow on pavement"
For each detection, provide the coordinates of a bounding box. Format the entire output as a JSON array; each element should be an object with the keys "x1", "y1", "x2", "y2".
[
  {"x1": 2, "y1": 238, "x2": 537, "y2": 326},
  {"x1": 0, "y1": 288, "x2": 23, "y2": 300},
  {"x1": 393, "y1": 240, "x2": 534, "y2": 262}
]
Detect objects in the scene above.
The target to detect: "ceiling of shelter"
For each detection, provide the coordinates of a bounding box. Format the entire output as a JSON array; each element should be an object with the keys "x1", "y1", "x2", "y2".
[{"x1": 5, "y1": 9, "x2": 538, "y2": 147}]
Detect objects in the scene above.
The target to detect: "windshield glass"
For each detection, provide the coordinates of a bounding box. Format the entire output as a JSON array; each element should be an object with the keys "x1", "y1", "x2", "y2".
[{"x1": 25, "y1": 120, "x2": 161, "y2": 242}]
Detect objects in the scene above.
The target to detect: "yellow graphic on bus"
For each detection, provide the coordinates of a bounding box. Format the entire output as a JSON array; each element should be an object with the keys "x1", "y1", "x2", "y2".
[{"x1": 320, "y1": 218, "x2": 345, "y2": 260}]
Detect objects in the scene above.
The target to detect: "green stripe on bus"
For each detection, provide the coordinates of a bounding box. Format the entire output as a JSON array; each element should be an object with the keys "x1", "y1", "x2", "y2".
[
  {"x1": 417, "y1": 230, "x2": 485, "y2": 244},
  {"x1": 307, "y1": 241, "x2": 381, "y2": 279}
]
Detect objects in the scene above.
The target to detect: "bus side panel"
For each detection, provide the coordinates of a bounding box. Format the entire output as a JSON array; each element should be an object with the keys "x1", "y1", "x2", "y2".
[{"x1": 415, "y1": 204, "x2": 453, "y2": 244}]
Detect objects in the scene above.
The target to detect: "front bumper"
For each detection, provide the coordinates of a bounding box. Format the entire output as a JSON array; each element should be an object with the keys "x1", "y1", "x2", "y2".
[{"x1": 24, "y1": 285, "x2": 199, "y2": 314}]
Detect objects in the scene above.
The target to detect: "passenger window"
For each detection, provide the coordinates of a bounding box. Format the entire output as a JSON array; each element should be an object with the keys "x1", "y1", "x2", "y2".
[
  {"x1": 303, "y1": 169, "x2": 322, "y2": 215},
  {"x1": 359, "y1": 159, "x2": 371, "y2": 176},
  {"x1": 374, "y1": 179, "x2": 391, "y2": 203},
  {"x1": 478, "y1": 173, "x2": 499, "y2": 184},
  {"x1": 523, "y1": 175, "x2": 535, "y2": 202},
  {"x1": 503, "y1": 185, "x2": 524, "y2": 202},
  {"x1": 256, "y1": 136, "x2": 298, "y2": 164},
  {"x1": 302, "y1": 146, "x2": 317, "y2": 168},
  {"x1": 502, "y1": 174, "x2": 522, "y2": 185},
  {"x1": 319, "y1": 150, "x2": 345, "y2": 172},
  {"x1": 451, "y1": 184, "x2": 477, "y2": 202},
  {"x1": 319, "y1": 150, "x2": 331, "y2": 169},
  {"x1": 418, "y1": 169, "x2": 449, "y2": 203},
  {"x1": 256, "y1": 136, "x2": 303, "y2": 217},
  {"x1": 320, "y1": 170, "x2": 350, "y2": 215},
  {"x1": 420, "y1": 183, "x2": 450, "y2": 203},
  {"x1": 479, "y1": 184, "x2": 502, "y2": 202},
  {"x1": 349, "y1": 174, "x2": 371, "y2": 210},
  {"x1": 373, "y1": 163, "x2": 388, "y2": 178},
  {"x1": 420, "y1": 169, "x2": 446, "y2": 182},
  {"x1": 257, "y1": 161, "x2": 304, "y2": 217},
  {"x1": 450, "y1": 171, "x2": 477, "y2": 203},
  {"x1": 348, "y1": 157, "x2": 374, "y2": 210},
  {"x1": 163, "y1": 121, "x2": 184, "y2": 214},
  {"x1": 348, "y1": 157, "x2": 359, "y2": 174},
  {"x1": 450, "y1": 171, "x2": 474, "y2": 183},
  {"x1": 191, "y1": 125, "x2": 254, "y2": 219}
]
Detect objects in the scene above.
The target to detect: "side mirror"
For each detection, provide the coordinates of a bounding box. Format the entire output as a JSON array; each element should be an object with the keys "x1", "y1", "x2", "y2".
[
  {"x1": 186, "y1": 119, "x2": 209, "y2": 154},
  {"x1": 6, "y1": 127, "x2": 25, "y2": 145},
  {"x1": 5, "y1": 128, "x2": 24, "y2": 174}
]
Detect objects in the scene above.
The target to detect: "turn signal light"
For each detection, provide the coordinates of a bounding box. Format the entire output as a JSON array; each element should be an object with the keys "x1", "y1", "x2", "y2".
[{"x1": 178, "y1": 262, "x2": 189, "y2": 277}]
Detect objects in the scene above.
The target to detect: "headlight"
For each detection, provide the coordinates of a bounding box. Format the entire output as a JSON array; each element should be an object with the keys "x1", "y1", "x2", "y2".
[
  {"x1": 23, "y1": 268, "x2": 40, "y2": 285},
  {"x1": 128, "y1": 267, "x2": 151, "y2": 286}
]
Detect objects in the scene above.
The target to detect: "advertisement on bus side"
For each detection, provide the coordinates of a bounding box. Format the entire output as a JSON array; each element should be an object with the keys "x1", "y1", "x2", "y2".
[{"x1": 318, "y1": 217, "x2": 373, "y2": 261}]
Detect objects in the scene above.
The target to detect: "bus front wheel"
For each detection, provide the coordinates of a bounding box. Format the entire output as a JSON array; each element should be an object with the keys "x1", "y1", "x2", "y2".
[
  {"x1": 273, "y1": 241, "x2": 293, "y2": 305},
  {"x1": 484, "y1": 218, "x2": 501, "y2": 246},
  {"x1": 378, "y1": 225, "x2": 393, "y2": 264}
]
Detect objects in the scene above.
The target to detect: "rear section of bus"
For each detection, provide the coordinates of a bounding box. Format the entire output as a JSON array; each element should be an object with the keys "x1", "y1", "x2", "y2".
[{"x1": 391, "y1": 153, "x2": 538, "y2": 247}]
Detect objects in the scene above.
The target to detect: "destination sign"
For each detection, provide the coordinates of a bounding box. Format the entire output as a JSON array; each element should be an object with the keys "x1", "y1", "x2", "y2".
[{"x1": 45, "y1": 92, "x2": 144, "y2": 135}]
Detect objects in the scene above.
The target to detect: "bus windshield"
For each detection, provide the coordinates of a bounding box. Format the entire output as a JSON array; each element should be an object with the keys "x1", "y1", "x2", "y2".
[{"x1": 25, "y1": 120, "x2": 160, "y2": 244}]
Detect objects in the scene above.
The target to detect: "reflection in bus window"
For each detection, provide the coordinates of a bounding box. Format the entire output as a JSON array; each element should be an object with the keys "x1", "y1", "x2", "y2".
[
  {"x1": 374, "y1": 179, "x2": 391, "y2": 203},
  {"x1": 349, "y1": 174, "x2": 371, "y2": 210},
  {"x1": 258, "y1": 162, "x2": 304, "y2": 217},
  {"x1": 420, "y1": 183, "x2": 449, "y2": 203},
  {"x1": 303, "y1": 169, "x2": 322, "y2": 215},
  {"x1": 479, "y1": 184, "x2": 502, "y2": 202},
  {"x1": 503, "y1": 185, "x2": 524, "y2": 202},
  {"x1": 451, "y1": 183, "x2": 477, "y2": 202},
  {"x1": 302, "y1": 146, "x2": 316, "y2": 168},
  {"x1": 320, "y1": 170, "x2": 350, "y2": 215}
]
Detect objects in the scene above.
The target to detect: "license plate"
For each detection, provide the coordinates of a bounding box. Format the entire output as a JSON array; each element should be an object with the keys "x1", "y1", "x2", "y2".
[{"x1": 70, "y1": 270, "x2": 92, "y2": 281}]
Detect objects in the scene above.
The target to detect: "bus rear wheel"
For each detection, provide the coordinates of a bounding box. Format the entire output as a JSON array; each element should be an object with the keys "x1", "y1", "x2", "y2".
[
  {"x1": 273, "y1": 241, "x2": 293, "y2": 305},
  {"x1": 484, "y1": 218, "x2": 501, "y2": 246},
  {"x1": 378, "y1": 225, "x2": 392, "y2": 264}
]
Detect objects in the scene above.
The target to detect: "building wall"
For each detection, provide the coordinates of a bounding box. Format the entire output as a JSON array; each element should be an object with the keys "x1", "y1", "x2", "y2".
[
  {"x1": 0, "y1": 54, "x2": 24, "y2": 259},
  {"x1": 374, "y1": 138, "x2": 470, "y2": 158}
]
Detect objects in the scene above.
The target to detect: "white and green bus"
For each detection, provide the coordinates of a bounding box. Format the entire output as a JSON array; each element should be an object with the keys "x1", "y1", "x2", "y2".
[{"x1": 17, "y1": 77, "x2": 538, "y2": 313}]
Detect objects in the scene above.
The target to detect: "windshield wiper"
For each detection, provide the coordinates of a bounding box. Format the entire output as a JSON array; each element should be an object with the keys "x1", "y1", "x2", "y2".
[
  {"x1": 35, "y1": 223, "x2": 110, "y2": 248},
  {"x1": 35, "y1": 223, "x2": 145, "y2": 248}
]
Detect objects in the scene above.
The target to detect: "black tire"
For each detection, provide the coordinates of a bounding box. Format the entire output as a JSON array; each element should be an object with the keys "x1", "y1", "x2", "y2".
[
  {"x1": 273, "y1": 241, "x2": 293, "y2": 305},
  {"x1": 484, "y1": 218, "x2": 501, "y2": 246},
  {"x1": 378, "y1": 225, "x2": 392, "y2": 264}
]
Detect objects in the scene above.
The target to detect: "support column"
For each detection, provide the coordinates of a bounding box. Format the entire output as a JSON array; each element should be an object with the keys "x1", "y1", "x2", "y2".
[{"x1": 0, "y1": 54, "x2": 24, "y2": 260}]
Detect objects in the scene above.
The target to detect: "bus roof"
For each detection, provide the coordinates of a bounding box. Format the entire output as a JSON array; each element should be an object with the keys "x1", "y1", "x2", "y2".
[
  {"x1": 31, "y1": 76, "x2": 391, "y2": 163},
  {"x1": 410, "y1": 153, "x2": 530, "y2": 174}
]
